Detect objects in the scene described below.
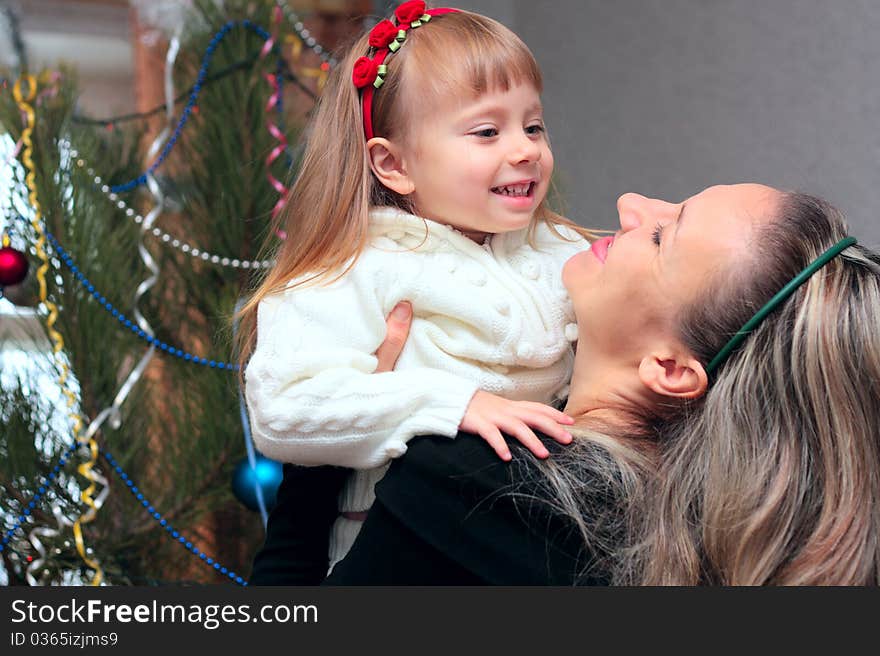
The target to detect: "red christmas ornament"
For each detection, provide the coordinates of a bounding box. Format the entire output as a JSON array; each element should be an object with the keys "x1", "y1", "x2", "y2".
[{"x1": 0, "y1": 244, "x2": 29, "y2": 286}]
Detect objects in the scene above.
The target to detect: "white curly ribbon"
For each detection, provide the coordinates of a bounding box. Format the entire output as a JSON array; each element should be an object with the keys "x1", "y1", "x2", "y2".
[{"x1": 118, "y1": 29, "x2": 182, "y2": 404}]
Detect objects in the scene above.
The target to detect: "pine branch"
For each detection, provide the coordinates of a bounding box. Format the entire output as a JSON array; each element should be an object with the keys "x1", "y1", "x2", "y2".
[
  {"x1": 2, "y1": 482, "x2": 57, "y2": 527},
  {"x1": 128, "y1": 451, "x2": 231, "y2": 537},
  {"x1": 1, "y1": 550, "x2": 27, "y2": 586},
  {"x1": 2, "y1": 0, "x2": 313, "y2": 584}
]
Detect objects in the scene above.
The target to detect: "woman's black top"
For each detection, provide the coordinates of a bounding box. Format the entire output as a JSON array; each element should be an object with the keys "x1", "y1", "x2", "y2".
[{"x1": 250, "y1": 432, "x2": 615, "y2": 586}]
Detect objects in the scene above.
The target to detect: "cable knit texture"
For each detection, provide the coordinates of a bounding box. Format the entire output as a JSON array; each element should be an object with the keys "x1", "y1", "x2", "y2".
[{"x1": 244, "y1": 206, "x2": 589, "y2": 567}]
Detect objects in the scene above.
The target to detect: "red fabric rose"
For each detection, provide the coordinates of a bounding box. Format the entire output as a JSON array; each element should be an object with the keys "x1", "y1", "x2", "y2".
[
  {"x1": 369, "y1": 19, "x2": 399, "y2": 49},
  {"x1": 395, "y1": 0, "x2": 427, "y2": 24},
  {"x1": 352, "y1": 56, "x2": 379, "y2": 88}
]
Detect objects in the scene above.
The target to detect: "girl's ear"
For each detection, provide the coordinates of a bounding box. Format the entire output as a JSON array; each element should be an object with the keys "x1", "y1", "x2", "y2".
[
  {"x1": 367, "y1": 137, "x2": 415, "y2": 195},
  {"x1": 637, "y1": 348, "x2": 708, "y2": 400}
]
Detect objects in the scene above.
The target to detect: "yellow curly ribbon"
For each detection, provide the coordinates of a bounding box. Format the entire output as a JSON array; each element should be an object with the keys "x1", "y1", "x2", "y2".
[
  {"x1": 284, "y1": 33, "x2": 303, "y2": 61},
  {"x1": 284, "y1": 34, "x2": 328, "y2": 90},
  {"x1": 299, "y1": 64, "x2": 329, "y2": 91},
  {"x1": 13, "y1": 74, "x2": 105, "y2": 586}
]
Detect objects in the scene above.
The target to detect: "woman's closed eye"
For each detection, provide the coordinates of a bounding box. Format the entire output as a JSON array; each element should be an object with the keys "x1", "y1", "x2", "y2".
[{"x1": 651, "y1": 223, "x2": 664, "y2": 247}]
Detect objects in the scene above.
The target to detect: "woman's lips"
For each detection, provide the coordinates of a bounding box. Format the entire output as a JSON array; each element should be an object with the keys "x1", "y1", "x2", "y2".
[{"x1": 590, "y1": 236, "x2": 614, "y2": 263}]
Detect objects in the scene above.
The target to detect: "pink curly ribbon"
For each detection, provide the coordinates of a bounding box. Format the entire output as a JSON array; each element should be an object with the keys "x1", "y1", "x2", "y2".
[
  {"x1": 262, "y1": 5, "x2": 288, "y2": 239},
  {"x1": 259, "y1": 32, "x2": 275, "y2": 58},
  {"x1": 35, "y1": 71, "x2": 62, "y2": 104},
  {"x1": 263, "y1": 72, "x2": 289, "y2": 230}
]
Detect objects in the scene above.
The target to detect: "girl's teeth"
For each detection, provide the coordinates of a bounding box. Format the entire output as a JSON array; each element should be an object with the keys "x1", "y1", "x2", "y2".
[{"x1": 494, "y1": 183, "x2": 531, "y2": 196}]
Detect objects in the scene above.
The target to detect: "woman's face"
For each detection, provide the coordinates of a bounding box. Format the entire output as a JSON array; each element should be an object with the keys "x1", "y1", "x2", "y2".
[{"x1": 563, "y1": 183, "x2": 780, "y2": 358}]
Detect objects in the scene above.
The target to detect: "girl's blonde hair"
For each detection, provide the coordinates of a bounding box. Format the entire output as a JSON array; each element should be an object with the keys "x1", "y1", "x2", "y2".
[
  {"x1": 235, "y1": 8, "x2": 595, "y2": 374},
  {"x1": 530, "y1": 192, "x2": 880, "y2": 585}
]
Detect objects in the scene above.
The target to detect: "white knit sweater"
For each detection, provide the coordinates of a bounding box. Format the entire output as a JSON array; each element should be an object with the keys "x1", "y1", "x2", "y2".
[{"x1": 244, "y1": 207, "x2": 589, "y2": 567}]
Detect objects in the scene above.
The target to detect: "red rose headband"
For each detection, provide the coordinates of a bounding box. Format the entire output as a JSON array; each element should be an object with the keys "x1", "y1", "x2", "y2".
[{"x1": 352, "y1": 1, "x2": 459, "y2": 140}]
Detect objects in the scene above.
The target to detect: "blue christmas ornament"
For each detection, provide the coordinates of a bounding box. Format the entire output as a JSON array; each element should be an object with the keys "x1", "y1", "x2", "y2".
[{"x1": 231, "y1": 455, "x2": 283, "y2": 513}]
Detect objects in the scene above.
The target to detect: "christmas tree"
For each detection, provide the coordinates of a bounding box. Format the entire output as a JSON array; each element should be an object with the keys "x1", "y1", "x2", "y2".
[{"x1": 0, "y1": 0, "x2": 363, "y2": 586}]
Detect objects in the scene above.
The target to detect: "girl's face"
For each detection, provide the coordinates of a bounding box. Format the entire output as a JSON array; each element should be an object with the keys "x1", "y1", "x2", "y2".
[{"x1": 400, "y1": 82, "x2": 553, "y2": 242}]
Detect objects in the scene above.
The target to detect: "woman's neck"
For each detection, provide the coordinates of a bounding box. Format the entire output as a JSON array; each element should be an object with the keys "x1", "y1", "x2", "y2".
[{"x1": 563, "y1": 339, "x2": 653, "y2": 428}]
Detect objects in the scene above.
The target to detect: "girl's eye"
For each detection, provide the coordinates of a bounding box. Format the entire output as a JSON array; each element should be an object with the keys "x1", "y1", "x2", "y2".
[
  {"x1": 472, "y1": 128, "x2": 498, "y2": 138},
  {"x1": 651, "y1": 223, "x2": 664, "y2": 247},
  {"x1": 525, "y1": 124, "x2": 545, "y2": 136}
]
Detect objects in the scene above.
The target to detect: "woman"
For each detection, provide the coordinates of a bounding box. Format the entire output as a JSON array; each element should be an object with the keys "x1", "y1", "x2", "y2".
[{"x1": 252, "y1": 183, "x2": 880, "y2": 585}]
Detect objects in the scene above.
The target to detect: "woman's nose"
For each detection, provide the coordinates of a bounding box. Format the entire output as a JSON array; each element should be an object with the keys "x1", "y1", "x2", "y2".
[
  {"x1": 616, "y1": 193, "x2": 648, "y2": 233},
  {"x1": 616, "y1": 193, "x2": 677, "y2": 233}
]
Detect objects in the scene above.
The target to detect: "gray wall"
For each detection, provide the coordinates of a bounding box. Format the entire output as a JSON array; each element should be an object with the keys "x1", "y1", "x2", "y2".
[{"x1": 451, "y1": 0, "x2": 880, "y2": 247}]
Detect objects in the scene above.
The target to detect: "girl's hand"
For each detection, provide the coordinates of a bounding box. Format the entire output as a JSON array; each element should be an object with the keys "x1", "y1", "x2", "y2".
[{"x1": 460, "y1": 391, "x2": 574, "y2": 462}]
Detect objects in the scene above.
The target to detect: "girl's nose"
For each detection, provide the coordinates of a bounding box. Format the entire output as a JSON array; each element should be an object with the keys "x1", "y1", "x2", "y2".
[{"x1": 509, "y1": 132, "x2": 541, "y2": 165}]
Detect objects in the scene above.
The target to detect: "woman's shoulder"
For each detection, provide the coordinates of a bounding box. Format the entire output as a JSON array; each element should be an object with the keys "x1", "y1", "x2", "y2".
[
  {"x1": 381, "y1": 432, "x2": 586, "y2": 516},
  {"x1": 387, "y1": 431, "x2": 507, "y2": 480},
  {"x1": 374, "y1": 433, "x2": 612, "y2": 585}
]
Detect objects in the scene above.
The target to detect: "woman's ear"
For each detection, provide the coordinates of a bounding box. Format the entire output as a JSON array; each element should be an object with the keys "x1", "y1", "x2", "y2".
[
  {"x1": 638, "y1": 349, "x2": 708, "y2": 400},
  {"x1": 367, "y1": 137, "x2": 415, "y2": 196}
]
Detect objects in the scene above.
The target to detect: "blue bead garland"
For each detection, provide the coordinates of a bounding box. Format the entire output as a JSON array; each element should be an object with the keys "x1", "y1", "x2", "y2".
[
  {"x1": 100, "y1": 448, "x2": 247, "y2": 586},
  {"x1": 44, "y1": 230, "x2": 239, "y2": 371},
  {"x1": 0, "y1": 443, "x2": 78, "y2": 553},
  {"x1": 1, "y1": 442, "x2": 248, "y2": 586},
  {"x1": 110, "y1": 20, "x2": 275, "y2": 193}
]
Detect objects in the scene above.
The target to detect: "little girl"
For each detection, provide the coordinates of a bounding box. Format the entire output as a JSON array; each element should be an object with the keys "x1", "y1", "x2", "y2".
[{"x1": 239, "y1": 1, "x2": 595, "y2": 570}]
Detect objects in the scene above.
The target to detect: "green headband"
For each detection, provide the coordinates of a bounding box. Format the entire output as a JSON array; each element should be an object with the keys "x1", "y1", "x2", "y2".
[{"x1": 705, "y1": 235, "x2": 857, "y2": 375}]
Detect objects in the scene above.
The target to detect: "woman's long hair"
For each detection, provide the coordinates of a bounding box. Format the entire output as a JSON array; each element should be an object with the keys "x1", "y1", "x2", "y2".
[
  {"x1": 234, "y1": 8, "x2": 594, "y2": 377},
  {"x1": 535, "y1": 192, "x2": 880, "y2": 585}
]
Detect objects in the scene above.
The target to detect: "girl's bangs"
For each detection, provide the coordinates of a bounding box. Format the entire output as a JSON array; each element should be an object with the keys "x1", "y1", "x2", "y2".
[{"x1": 406, "y1": 13, "x2": 543, "y2": 101}]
